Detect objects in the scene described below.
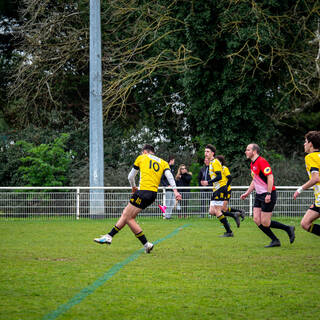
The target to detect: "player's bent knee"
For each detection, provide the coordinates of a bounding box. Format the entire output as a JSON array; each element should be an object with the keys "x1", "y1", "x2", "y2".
[{"x1": 122, "y1": 209, "x2": 137, "y2": 221}]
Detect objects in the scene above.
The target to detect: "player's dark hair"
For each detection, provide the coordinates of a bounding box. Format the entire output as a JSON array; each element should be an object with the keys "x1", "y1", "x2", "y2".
[
  {"x1": 305, "y1": 131, "x2": 320, "y2": 149},
  {"x1": 168, "y1": 155, "x2": 175, "y2": 162},
  {"x1": 251, "y1": 143, "x2": 260, "y2": 154},
  {"x1": 205, "y1": 144, "x2": 216, "y2": 154},
  {"x1": 142, "y1": 144, "x2": 155, "y2": 153},
  {"x1": 216, "y1": 155, "x2": 226, "y2": 166}
]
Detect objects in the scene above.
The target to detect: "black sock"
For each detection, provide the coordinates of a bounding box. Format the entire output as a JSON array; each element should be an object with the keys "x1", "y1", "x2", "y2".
[
  {"x1": 270, "y1": 220, "x2": 290, "y2": 232},
  {"x1": 258, "y1": 224, "x2": 278, "y2": 241},
  {"x1": 218, "y1": 214, "x2": 232, "y2": 233},
  {"x1": 135, "y1": 231, "x2": 148, "y2": 245},
  {"x1": 308, "y1": 224, "x2": 320, "y2": 236},
  {"x1": 108, "y1": 225, "x2": 120, "y2": 237},
  {"x1": 222, "y1": 210, "x2": 236, "y2": 218},
  {"x1": 229, "y1": 207, "x2": 239, "y2": 213}
]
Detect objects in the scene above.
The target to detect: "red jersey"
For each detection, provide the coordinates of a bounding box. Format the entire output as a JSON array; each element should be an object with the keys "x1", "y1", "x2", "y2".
[{"x1": 250, "y1": 156, "x2": 276, "y2": 194}]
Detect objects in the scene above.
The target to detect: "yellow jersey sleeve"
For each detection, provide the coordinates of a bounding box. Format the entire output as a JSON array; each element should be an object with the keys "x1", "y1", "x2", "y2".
[{"x1": 133, "y1": 154, "x2": 170, "y2": 192}]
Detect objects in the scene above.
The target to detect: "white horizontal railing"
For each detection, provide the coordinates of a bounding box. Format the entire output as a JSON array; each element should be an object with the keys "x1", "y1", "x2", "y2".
[{"x1": 0, "y1": 186, "x2": 313, "y2": 220}]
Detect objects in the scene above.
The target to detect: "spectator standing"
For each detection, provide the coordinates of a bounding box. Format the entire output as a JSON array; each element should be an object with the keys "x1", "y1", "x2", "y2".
[
  {"x1": 176, "y1": 164, "x2": 192, "y2": 213},
  {"x1": 198, "y1": 158, "x2": 211, "y2": 213},
  {"x1": 160, "y1": 156, "x2": 176, "y2": 219}
]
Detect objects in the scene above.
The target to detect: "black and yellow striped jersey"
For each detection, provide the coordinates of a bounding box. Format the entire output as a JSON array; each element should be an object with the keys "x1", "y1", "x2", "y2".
[
  {"x1": 222, "y1": 165, "x2": 231, "y2": 192},
  {"x1": 209, "y1": 158, "x2": 227, "y2": 192},
  {"x1": 133, "y1": 153, "x2": 170, "y2": 192},
  {"x1": 305, "y1": 151, "x2": 320, "y2": 206}
]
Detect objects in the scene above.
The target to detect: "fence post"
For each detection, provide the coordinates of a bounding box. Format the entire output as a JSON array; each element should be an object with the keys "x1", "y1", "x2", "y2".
[
  {"x1": 249, "y1": 193, "x2": 253, "y2": 217},
  {"x1": 76, "y1": 188, "x2": 80, "y2": 220}
]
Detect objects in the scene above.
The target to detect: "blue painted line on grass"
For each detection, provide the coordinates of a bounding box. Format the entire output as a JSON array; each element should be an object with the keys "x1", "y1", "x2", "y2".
[{"x1": 42, "y1": 223, "x2": 191, "y2": 320}]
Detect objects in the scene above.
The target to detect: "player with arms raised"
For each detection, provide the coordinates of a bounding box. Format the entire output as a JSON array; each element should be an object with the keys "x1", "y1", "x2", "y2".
[{"x1": 94, "y1": 144, "x2": 182, "y2": 253}]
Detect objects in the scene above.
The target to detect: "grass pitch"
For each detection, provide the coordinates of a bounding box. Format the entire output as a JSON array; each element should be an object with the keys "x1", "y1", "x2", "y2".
[{"x1": 0, "y1": 217, "x2": 319, "y2": 320}]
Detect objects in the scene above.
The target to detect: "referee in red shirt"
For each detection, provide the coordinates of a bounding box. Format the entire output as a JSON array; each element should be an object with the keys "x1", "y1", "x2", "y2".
[{"x1": 240, "y1": 143, "x2": 295, "y2": 247}]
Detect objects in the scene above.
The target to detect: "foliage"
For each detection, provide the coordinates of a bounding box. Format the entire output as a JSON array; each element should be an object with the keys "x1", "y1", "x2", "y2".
[
  {"x1": 269, "y1": 103, "x2": 320, "y2": 154},
  {"x1": 0, "y1": 139, "x2": 24, "y2": 187},
  {"x1": 182, "y1": 0, "x2": 320, "y2": 159},
  {"x1": 6, "y1": 0, "x2": 89, "y2": 128},
  {"x1": 189, "y1": 161, "x2": 202, "y2": 186},
  {"x1": 0, "y1": 125, "x2": 86, "y2": 186},
  {"x1": 267, "y1": 153, "x2": 307, "y2": 186},
  {"x1": 0, "y1": 0, "x2": 23, "y2": 129},
  {"x1": 1, "y1": 0, "x2": 319, "y2": 187},
  {"x1": 102, "y1": 120, "x2": 197, "y2": 186},
  {"x1": 16, "y1": 133, "x2": 75, "y2": 186},
  {"x1": 100, "y1": 0, "x2": 199, "y2": 121},
  {"x1": 7, "y1": 0, "x2": 199, "y2": 129}
]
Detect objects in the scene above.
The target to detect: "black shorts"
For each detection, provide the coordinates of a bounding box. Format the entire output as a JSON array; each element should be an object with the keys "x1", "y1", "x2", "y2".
[
  {"x1": 309, "y1": 204, "x2": 320, "y2": 214},
  {"x1": 211, "y1": 187, "x2": 226, "y2": 202},
  {"x1": 254, "y1": 190, "x2": 277, "y2": 213},
  {"x1": 130, "y1": 190, "x2": 157, "y2": 209}
]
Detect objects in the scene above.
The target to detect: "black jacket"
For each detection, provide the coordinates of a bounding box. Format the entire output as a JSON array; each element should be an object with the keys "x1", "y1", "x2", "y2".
[
  {"x1": 198, "y1": 165, "x2": 210, "y2": 186},
  {"x1": 176, "y1": 173, "x2": 192, "y2": 192}
]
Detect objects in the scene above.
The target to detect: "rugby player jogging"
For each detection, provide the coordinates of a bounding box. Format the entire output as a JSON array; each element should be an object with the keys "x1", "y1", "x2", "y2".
[
  {"x1": 293, "y1": 131, "x2": 320, "y2": 237},
  {"x1": 240, "y1": 143, "x2": 295, "y2": 247},
  {"x1": 201, "y1": 144, "x2": 234, "y2": 237}
]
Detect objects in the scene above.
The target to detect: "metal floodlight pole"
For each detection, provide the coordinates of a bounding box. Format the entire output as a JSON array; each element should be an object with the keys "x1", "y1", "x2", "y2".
[{"x1": 89, "y1": 0, "x2": 104, "y2": 218}]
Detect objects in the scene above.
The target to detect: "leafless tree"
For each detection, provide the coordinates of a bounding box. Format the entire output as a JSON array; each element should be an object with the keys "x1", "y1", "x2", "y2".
[{"x1": 8, "y1": 0, "x2": 200, "y2": 126}]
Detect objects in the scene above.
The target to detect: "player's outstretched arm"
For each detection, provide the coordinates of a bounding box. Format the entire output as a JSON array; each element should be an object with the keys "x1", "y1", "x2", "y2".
[
  {"x1": 294, "y1": 171, "x2": 320, "y2": 200},
  {"x1": 240, "y1": 180, "x2": 255, "y2": 200}
]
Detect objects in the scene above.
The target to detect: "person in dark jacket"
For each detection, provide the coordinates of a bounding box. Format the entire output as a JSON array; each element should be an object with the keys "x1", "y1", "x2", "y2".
[
  {"x1": 198, "y1": 158, "x2": 211, "y2": 213},
  {"x1": 176, "y1": 164, "x2": 192, "y2": 213}
]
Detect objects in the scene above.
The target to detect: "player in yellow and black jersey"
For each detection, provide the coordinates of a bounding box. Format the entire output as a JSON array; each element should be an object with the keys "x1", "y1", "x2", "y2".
[
  {"x1": 201, "y1": 144, "x2": 234, "y2": 237},
  {"x1": 216, "y1": 155, "x2": 245, "y2": 228},
  {"x1": 294, "y1": 131, "x2": 320, "y2": 237},
  {"x1": 94, "y1": 144, "x2": 182, "y2": 253}
]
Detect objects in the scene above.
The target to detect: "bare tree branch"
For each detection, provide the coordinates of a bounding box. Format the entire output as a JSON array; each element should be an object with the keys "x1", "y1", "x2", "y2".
[{"x1": 9, "y1": 0, "x2": 201, "y2": 126}]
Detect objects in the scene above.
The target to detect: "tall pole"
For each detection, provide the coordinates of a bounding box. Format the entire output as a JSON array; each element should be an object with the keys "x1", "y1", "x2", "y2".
[{"x1": 89, "y1": 0, "x2": 104, "y2": 217}]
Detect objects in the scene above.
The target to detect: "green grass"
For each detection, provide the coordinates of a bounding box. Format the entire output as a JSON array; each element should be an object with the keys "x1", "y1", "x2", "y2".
[{"x1": 0, "y1": 217, "x2": 320, "y2": 320}]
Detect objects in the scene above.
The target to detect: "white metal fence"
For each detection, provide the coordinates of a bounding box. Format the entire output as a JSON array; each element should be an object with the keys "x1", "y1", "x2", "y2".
[{"x1": 0, "y1": 186, "x2": 314, "y2": 220}]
